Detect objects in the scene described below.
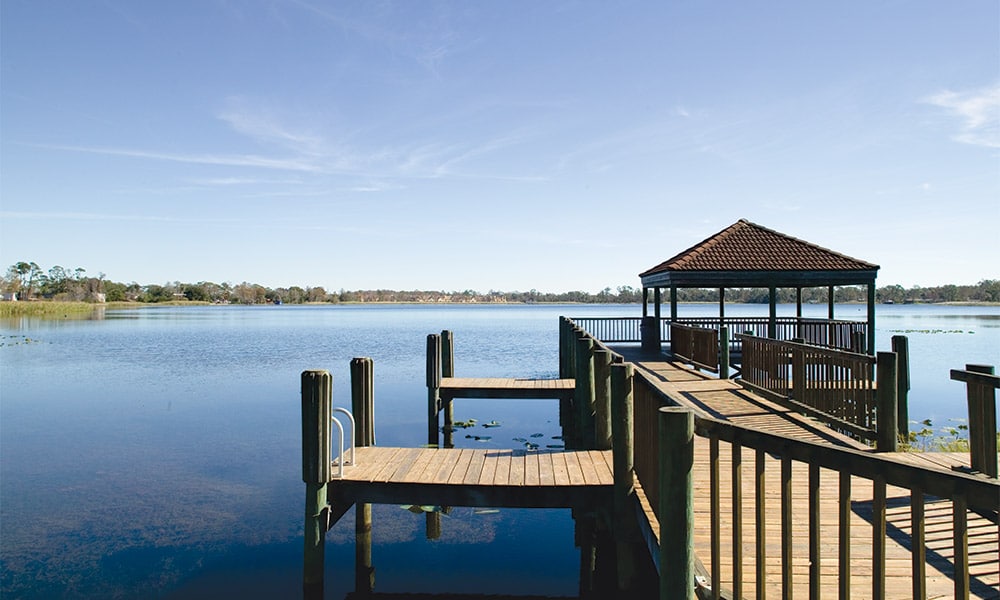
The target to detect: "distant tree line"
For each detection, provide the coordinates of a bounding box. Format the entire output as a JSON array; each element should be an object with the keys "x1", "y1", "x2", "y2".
[{"x1": 2, "y1": 261, "x2": 997, "y2": 305}]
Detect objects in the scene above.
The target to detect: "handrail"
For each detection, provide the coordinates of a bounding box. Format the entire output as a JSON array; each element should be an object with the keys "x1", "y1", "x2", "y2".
[
  {"x1": 331, "y1": 407, "x2": 356, "y2": 479},
  {"x1": 625, "y1": 367, "x2": 999, "y2": 599},
  {"x1": 738, "y1": 334, "x2": 878, "y2": 441},
  {"x1": 571, "y1": 315, "x2": 869, "y2": 352}
]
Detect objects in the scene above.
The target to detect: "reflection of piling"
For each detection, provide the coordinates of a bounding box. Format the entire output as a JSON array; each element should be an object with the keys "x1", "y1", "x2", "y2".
[
  {"x1": 355, "y1": 503, "x2": 374, "y2": 594},
  {"x1": 426, "y1": 512, "x2": 442, "y2": 540},
  {"x1": 301, "y1": 370, "x2": 333, "y2": 595}
]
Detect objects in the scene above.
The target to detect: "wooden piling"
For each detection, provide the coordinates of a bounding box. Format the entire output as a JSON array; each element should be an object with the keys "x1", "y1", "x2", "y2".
[
  {"x1": 575, "y1": 335, "x2": 596, "y2": 449},
  {"x1": 560, "y1": 317, "x2": 572, "y2": 378},
  {"x1": 891, "y1": 335, "x2": 910, "y2": 438},
  {"x1": 594, "y1": 349, "x2": 613, "y2": 451},
  {"x1": 876, "y1": 351, "x2": 899, "y2": 452},
  {"x1": 350, "y1": 357, "x2": 375, "y2": 447},
  {"x1": 301, "y1": 370, "x2": 333, "y2": 593},
  {"x1": 427, "y1": 334, "x2": 442, "y2": 446},
  {"x1": 441, "y1": 330, "x2": 455, "y2": 448},
  {"x1": 658, "y1": 407, "x2": 694, "y2": 600},
  {"x1": 611, "y1": 363, "x2": 637, "y2": 591}
]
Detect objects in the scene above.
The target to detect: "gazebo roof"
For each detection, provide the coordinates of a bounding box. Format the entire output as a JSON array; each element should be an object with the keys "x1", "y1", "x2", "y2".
[{"x1": 639, "y1": 219, "x2": 879, "y2": 288}]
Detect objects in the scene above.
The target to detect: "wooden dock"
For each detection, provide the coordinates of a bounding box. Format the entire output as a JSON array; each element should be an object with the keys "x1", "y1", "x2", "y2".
[
  {"x1": 613, "y1": 345, "x2": 999, "y2": 600},
  {"x1": 302, "y1": 329, "x2": 999, "y2": 599},
  {"x1": 326, "y1": 446, "x2": 613, "y2": 509}
]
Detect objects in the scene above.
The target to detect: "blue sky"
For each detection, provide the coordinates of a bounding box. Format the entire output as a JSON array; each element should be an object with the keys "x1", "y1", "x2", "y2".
[{"x1": 2, "y1": 1, "x2": 997, "y2": 293}]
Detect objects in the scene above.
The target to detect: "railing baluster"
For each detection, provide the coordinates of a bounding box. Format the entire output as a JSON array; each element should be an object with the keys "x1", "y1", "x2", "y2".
[
  {"x1": 782, "y1": 455, "x2": 792, "y2": 596},
  {"x1": 911, "y1": 487, "x2": 925, "y2": 600},
  {"x1": 953, "y1": 494, "x2": 969, "y2": 599},
  {"x1": 873, "y1": 475, "x2": 886, "y2": 600},
  {"x1": 756, "y1": 448, "x2": 767, "y2": 600},
  {"x1": 732, "y1": 440, "x2": 743, "y2": 600},
  {"x1": 809, "y1": 463, "x2": 820, "y2": 600},
  {"x1": 710, "y1": 435, "x2": 721, "y2": 599},
  {"x1": 838, "y1": 470, "x2": 851, "y2": 600}
]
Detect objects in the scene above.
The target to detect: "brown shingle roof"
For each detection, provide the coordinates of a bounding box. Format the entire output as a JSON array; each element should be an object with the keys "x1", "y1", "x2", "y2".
[{"x1": 640, "y1": 219, "x2": 879, "y2": 276}]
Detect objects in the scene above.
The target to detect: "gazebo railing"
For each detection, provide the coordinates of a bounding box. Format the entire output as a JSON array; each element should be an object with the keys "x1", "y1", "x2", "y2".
[{"x1": 570, "y1": 316, "x2": 869, "y2": 353}]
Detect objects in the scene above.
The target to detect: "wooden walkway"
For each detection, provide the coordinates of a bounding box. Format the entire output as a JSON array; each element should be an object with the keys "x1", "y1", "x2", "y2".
[
  {"x1": 613, "y1": 346, "x2": 999, "y2": 599},
  {"x1": 327, "y1": 446, "x2": 613, "y2": 509}
]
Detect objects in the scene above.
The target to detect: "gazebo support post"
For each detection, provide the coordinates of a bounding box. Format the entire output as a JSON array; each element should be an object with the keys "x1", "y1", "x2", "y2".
[
  {"x1": 828, "y1": 285, "x2": 835, "y2": 320},
  {"x1": 768, "y1": 286, "x2": 777, "y2": 339},
  {"x1": 796, "y1": 288, "x2": 803, "y2": 318},
  {"x1": 719, "y1": 288, "x2": 725, "y2": 321},
  {"x1": 642, "y1": 287, "x2": 648, "y2": 318},
  {"x1": 670, "y1": 286, "x2": 678, "y2": 322},
  {"x1": 867, "y1": 283, "x2": 876, "y2": 355},
  {"x1": 654, "y1": 288, "x2": 661, "y2": 321}
]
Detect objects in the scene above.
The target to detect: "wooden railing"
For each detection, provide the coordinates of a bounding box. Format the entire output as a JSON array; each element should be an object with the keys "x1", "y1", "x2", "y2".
[
  {"x1": 670, "y1": 323, "x2": 720, "y2": 373},
  {"x1": 622, "y1": 367, "x2": 999, "y2": 600},
  {"x1": 569, "y1": 316, "x2": 642, "y2": 343},
  {"x1": 951, "y1": 365, "x2": 999, "y2": 478},
  {"x1": 738, "y1": 334, "x2": 880, "y2": 443},
  {"x1": 571, "y1": 316, "x2": 868, "y2": 353}
]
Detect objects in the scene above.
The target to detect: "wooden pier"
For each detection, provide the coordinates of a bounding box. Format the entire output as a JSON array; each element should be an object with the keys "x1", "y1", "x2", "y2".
[
  {"x1": 326, "y1": 446, "x2": 613, "y2": 509},
  {"x1": 302, "y1": 323, "x2": 999, "y2": 599}
]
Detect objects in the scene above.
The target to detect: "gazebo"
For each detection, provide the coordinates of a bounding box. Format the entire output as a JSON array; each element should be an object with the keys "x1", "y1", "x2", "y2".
[{"x1": 638, "y1": 219, "x2": 880, "y2": 354}]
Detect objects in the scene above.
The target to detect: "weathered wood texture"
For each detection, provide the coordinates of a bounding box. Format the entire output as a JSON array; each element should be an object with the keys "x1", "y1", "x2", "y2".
[
  {"x1": 613, "y1": 346, "x2": 998, "y2": 600},
  {"x1": 633, "y1": 437, "x2": 999, "y2": 599},
  {"x1": 326, "y1": 447, "x2": 614, "y2": 510}
]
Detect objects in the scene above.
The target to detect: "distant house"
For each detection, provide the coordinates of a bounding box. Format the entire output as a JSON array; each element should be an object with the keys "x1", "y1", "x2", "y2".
[{"x1": 1, "y1": 292, "x2": 17, "y2": 302}]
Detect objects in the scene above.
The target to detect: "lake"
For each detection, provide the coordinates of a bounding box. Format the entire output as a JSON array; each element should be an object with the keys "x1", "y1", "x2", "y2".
[{"x1": 1, "y1": 303, "x2": 997, "y2": 598}]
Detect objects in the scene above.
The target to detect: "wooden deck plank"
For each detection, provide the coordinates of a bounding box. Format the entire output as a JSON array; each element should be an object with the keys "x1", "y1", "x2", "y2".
[
  {"x1": 509, "y1": 451, "x2": 526, "y2": 486},
  {"x1": 525, "y1": 452, "x2": 540, "y2": 486},
  {"x1": 493, "y1": 452, "x2": 512, "y2": 486},
  {"x1": 564, "y1": 450, "x2": 586, "y2": 485},
  {"x1": 537, "y1": 452, "x2": 555, "y2": 486},
  {"x1": 447, "y1": 449, "x2": 475, "y2": 485}
]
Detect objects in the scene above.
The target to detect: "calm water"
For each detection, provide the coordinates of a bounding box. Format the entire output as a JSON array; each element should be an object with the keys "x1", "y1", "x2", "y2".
[{"x1": 1, "y1": 303, "x2": 997, "y2": 598}]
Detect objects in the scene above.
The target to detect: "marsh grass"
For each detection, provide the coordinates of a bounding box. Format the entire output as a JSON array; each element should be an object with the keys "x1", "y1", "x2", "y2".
[{"x1": 0, "y1": 300, "x2": 209, "y2": 318}]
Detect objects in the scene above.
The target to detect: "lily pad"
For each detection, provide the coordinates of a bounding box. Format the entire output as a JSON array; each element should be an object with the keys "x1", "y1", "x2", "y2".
[
  {"x1": 482, "y1": 420, "x2": 501, "y2": 428},
  {"x1": 530, "y1": 433, "x2": 544, "y2": 438}
]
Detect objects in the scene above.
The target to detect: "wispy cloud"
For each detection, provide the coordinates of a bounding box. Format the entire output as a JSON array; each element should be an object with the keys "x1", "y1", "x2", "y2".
[
  {"x1": 923, "y1": 83, "x2": 1000, "y2": 148},
  {"x1": 36, "y1": 143, "x2": 327, "y2": 173}
]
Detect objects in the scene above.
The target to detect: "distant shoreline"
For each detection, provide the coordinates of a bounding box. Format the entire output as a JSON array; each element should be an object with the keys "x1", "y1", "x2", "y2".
[{"x1": 2, "y1": 299, "x2": 999, "y2": 317}]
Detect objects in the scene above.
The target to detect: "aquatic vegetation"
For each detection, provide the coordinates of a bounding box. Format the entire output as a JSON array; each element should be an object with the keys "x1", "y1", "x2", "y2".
[
  {"x1": 482, "y1": 420, "x2": 502, "y2": 428},
  {"x1": 0, "y1": 335, "x2": 41, "y2": 346},
  {"x1": 900, "y1": 418, "x2": 980, "y2": 452}
]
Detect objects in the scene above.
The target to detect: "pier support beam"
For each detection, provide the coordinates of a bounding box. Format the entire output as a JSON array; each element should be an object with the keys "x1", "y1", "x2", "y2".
[
  {"x1": 427, "y1": 334, "x2": 442, "y2": 446},
  {"x1": 351, "y1": 358, "x2": 375, "y2": 447},
  {"x1": 301, "y1": 370, "x2": 333, "y2": 595},
  {"x1": 876, "y1": 351, "x2": 899, "y2": 452},
  {"x1": 575, "y1": 335, "x2": 596, "y2": 449},
  {"x1": 594, "y1": 349, "x2": 613, "y2": 451},
  {"x1": 891, "y1": 335, "x2": 910, "y2": 439},
  {"x1": 441, "y1": 330, "x2": 455, "y2": 448},
  {"x1": 658, "y1": 407, "x2": 694, "y2": 600}
]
